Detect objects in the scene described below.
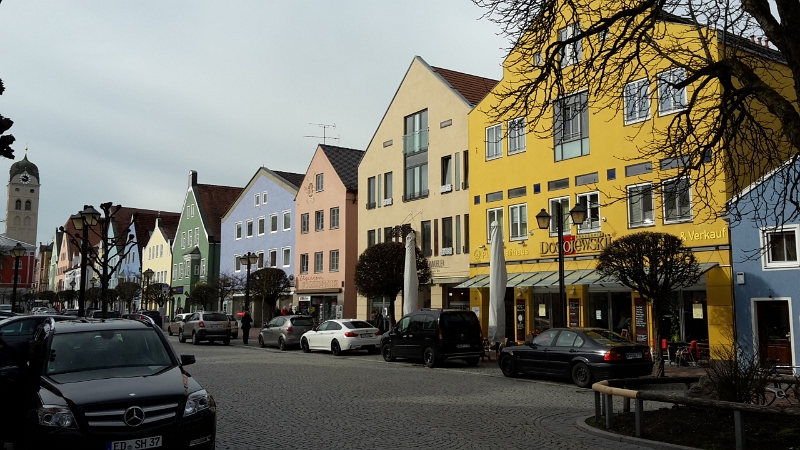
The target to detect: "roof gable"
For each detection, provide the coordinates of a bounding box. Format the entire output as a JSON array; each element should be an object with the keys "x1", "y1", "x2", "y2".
[
  {"x1": 317, "y1": 144, "x2": 365, "y2": 191},
  {"x1": 221, "y1": 167, "x2": 303, "y2": 222},
  {"x1": 430, "y1": 65, "x2": 498, "y2": 106},
  {"x1": 196, "y1": 184, "x2": 243, "y2": 241}
]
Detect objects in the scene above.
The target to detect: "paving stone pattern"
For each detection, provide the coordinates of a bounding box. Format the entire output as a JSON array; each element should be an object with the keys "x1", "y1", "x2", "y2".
[{"x1": 173, "y1": 337, "x2": 663, "y2": 450}]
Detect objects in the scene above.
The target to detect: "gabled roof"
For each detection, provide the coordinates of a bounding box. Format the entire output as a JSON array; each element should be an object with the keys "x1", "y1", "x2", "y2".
[
  {"x1": 273, "y1": 170, "x2": 305, "y2": 189},
  {"x1": 196, "y1": 184, "x2": 243, "y2": 242},
  {"x1": 221, "y1": 167, "x2": 304, "y2": 222},
  {"x1": 430, "y1": 66, "x2": 499, "y2": 106},
  {"x1": 319, "y1": 144, "x2": 365, "y2": 191},
  {"x1": 156, "y1": 215, "x2": 181, "y2": 242},
  {"x1": 129, "y1": 210, "x2": 180, "y2": 256}
]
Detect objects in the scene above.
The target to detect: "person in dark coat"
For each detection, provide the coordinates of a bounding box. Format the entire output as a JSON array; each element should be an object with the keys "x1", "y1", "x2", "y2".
[{"x1": 240, "y1": 311, "x2": 253, "y2": 345}]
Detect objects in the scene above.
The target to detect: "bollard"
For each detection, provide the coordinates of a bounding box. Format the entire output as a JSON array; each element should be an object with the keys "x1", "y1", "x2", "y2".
[
  {"x1": 594, "y1": 391, "x2": 601, "y2": 421},
  {"x1": 605, "y1": 393, "x2": 613, "y2": 428},
  {"x1": 635, "y1": 399, "x2": 644, "y2": 437},
  {"x1": 734, "y1": 410, "x2": 744, "y2": 450}
]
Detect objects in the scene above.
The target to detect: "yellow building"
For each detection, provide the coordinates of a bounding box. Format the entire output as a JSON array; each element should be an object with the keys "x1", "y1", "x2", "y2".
[
  {"x1": 142, "y1": 216, "x2": 180, "y2": 315},
  {"x1": 464, "y1": 17, "x2": 789, "y2": 352},
  {"x1": 357, "y1": 56, "x2": 497, "y2": 320}
]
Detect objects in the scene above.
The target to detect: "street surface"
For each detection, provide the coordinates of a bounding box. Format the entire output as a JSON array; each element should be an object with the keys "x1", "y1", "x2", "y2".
[{"x1": 171, "y1": 335, "x2": 663, "y2": 450}]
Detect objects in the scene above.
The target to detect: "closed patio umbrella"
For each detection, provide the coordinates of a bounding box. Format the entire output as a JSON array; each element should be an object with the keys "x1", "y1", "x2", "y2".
[
  {"x1": 403, "y1": 231, "x2": 419, "y2": 316},
  {"x1": 488, "y1": 221, "x2": 507, "y2": 346}
]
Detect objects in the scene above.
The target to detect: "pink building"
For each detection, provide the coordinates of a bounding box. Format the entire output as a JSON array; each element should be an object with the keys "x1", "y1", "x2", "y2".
[{"x1": 294, "y1": 144, "x2": 364, "y2": 321}]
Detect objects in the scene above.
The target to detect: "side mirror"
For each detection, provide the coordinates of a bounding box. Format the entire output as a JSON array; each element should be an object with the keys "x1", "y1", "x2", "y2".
[{"x1": 180, "y1": 354, "x2": 196, "y2": 366}]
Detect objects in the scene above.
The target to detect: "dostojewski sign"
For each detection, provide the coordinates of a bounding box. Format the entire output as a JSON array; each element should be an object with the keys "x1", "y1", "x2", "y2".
[{"x1": 540, "y1": 234, "x2": 612, "y2": 256}]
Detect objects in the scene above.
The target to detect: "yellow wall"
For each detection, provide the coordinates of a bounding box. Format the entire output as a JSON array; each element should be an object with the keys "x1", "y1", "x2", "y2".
[{"x1": 142, "y1": 227, "x2": 173, "y2": 312}]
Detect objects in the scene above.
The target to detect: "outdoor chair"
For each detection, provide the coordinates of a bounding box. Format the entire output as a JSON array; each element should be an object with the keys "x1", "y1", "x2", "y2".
[{"x1": 661, "y1": 339, "x2": 674, "y2": 366}]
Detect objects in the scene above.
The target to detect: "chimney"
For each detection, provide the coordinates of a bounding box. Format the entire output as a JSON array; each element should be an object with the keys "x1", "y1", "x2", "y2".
[
  {"x1": 750, "y1": 35, "x2": 755, "y2": 42},
  {"x1": 189, "y1": 170, "x2": 197, "y2": 187},
  {"x1": 764, "y1": 39, "x2": 769, "y2": 48},
  {"x1": 757, "y1": 37, "x2": 762, "y2": 46}
]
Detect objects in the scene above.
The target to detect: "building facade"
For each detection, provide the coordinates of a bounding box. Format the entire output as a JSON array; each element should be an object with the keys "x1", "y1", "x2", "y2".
[
  {"x1": 142, "y1": 215, "x2": 180, "y2": 315},
  {"x1": 295, "y1": 144, "x2": 363, "y2": 321},
  {"x1": 5, "y1": 154, "x2": 40, "y2": 245},
  {"x1": 357, "y1": 56, "x2": 497, "y2": 320}
]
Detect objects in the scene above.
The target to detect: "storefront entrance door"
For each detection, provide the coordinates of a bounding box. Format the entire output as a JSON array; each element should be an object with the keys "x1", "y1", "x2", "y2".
[{"x1": 756, "y1": 300, "x2": 792, "y2": 365}]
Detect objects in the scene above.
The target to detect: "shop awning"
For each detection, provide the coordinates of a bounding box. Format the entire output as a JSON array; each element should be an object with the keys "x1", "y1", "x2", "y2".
[{"x1": 454, "y1": 275, "x2": 490, "y2": 289}]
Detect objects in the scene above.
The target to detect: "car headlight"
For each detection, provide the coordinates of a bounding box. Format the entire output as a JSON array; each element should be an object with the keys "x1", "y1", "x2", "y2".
[
  {"x1": 184, "y1": 389, "x2": 211, "y2": 417},
  {"x1": 38, "y1": 405, "x2": 77, "y2": 428}
]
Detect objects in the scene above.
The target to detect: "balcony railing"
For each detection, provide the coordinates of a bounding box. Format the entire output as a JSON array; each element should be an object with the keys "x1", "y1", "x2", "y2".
[
  {"x1": 366, "y1": 202, "x2": 377, "y2": 210},
  {"x1": 402, "y1": 189, "x2": 429, "y2": 202},
  {"x1": 403, "y1": 129, "x2": 429, "y2": 154}
]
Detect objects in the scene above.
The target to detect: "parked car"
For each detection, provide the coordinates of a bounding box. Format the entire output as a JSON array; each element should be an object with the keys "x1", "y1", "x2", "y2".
[
  {"x1": 380, "y1": 309, "x2": 483, "y2": 368},
  {"x1": 121, "y1": 313, "x2": 156, "y2": 325},
  {"x1": 84, "y1": 307, "x2": 98, "y2": 317},
  {"x1": 62, "y1": 309, "x2": 80, "y2": 317},
  {"x1": 34, "y1": 308, "x2": 59, "y2": 315},
  {"x1": 90, "y1": 310, "x2": 121, "y2": 319},
  {"x1": 0, "y1": 317, "x2": 216, "y2": 448},
  {"x1": 497, "y1": 327, "x2": 654, "y2": 388},
  {"x1": 137, "y1": 310, "x2": 163, "y2": 328},
  {"x1": 0, "y1": 314, "x2": 75, "y2": 367},
  {"x1": 179, "y1": 311, "x2": 231, "y2": 345},
  {"x1": 167, "y1": 313, "x2": 192, "y2": 336},
  {"x1": 300, "y1": 319, "x2": 382, "y2": 355},
  {"x1": 259, "y1": 315, "x2": 314, "y2": 350},
  {"x1": 0, "y1": 305, "x2": 11, "y2": 313},
  {"x1": 227, "y1": 314, "x2": 239, "y2": 339}
]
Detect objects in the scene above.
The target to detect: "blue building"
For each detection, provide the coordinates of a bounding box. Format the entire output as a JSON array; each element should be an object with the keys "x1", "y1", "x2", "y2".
[
  {"x1": 731, "y1": 160, "x2": 800, "y2": 372},
  {"x1": 220, "y1": 167, "x2": 304, "y2": 318}
]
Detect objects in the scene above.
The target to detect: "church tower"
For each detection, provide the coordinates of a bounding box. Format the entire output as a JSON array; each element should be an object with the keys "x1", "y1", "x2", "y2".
[{"x1": 5, "y1": 152, "x2": 40, "y2": 245}]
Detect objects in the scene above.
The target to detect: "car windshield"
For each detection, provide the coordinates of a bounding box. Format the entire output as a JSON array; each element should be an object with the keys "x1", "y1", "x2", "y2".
[
  {"x1": 291, "y1": 317, "x2": 314, "y2": 326},
  {"x1": 203, "y1": 313, "x2": 228, "y2": 321},
  {"x1": 46, "y1": 329, "x2": 173, "y2": 381},
  {"x1": 343, "y1": 321, "x2": 374, "y2": 330},
  {"x1": 584, "y1": 329, "x2": 631, "y2": 345}
]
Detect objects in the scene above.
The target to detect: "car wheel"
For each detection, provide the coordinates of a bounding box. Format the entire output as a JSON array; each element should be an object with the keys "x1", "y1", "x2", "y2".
[
  {"x1": 423, "y1": 347, "x2": 438, "y2": 368},
  {"x1": 278, "y1": 337, "x2": 286, "y2": 351},
  {"x1": 382, "y1": 344, "x2": 395, "y2": 362},
  {"x1": 178, "y1": 329, "x2": 186, "y2": 343},
  {"x1": 223, "y1": 338, "x2": 230, "y2": 346},
  {"x1": 331, "y1": 340, "x2": 342, "y2": 356},
  {"x1": 464, "y1": 357, "x2": 480, "y2": 367},
  {"x1": 571, "y1": 362, "x2": 594, "y2": 388},
  {"x1": 258, "y1": 335, "x2": 265, "y2": 348},
  {"x1": 499, "y1": 355, "x2": 518, "y2": 377},
  {"x1": 192, "y1": 331, "x2": 200, "y2": 345},
  {"x1": 301, "y1": 338, "x2": 310, "y2": 353}
]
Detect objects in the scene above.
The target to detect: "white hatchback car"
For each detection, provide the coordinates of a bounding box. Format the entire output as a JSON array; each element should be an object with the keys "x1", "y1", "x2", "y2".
[{"x1": 300, "y1": 319, "x2": 382, "y2": 355}]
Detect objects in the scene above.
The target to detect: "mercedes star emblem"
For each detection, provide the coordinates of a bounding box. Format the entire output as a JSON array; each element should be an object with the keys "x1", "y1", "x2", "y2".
[{"x1": 124, "y1": 406, "x2": 145, "y2": 427}]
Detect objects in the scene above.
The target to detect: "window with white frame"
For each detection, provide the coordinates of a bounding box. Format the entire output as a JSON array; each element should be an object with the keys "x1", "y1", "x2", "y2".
[
  {"x1": 269, "y1": 249, "x2": 277, "y2": 268},
  {"x1": 270, "y1": 214, "x2": 278, "y2": 233},
  {"x1": 330, "y1": 207, "x2": 340, "y2": 229},
  {"x1": 258, "y1": 217, "x2": 265, "y2": 235},
  {"x1": 554, "y1": 91, "x2": 589, "y2": 161},
  {"x1": 662, "y1": 177, "x2": 692, "y2": 223},
  {"x1": 300, "y1": 254, "x2": 309, "y2": 274},
  {"x1": 262, "y1": 191, "x2": 268, "y2": 204},
  {"x1": 627, "y1": 183, "x2": 654, "y2": 227},
  {"x1": 487, "y1": 207, "x2": 504, "y2": 242},
  {"x1": 549, "y1": 197, "x2": 571, "y2": 235},
  {"x1": 658, "y1": 68, "x2": 687, "y2": 115},
  {"x1": 187, "y1": 230, "x2": 193, "y2": 247},
  {"x1": 282, "y1": 247, "x2": 291, "y2": 267},
  {"x1": 315, "y1": 173, "x2": 324, "y2": 192},
  {"x1": 195, "y1": 227, "x2": 199, "y2": 244},
  {"x1": 330, "y1": 250, "x2": 340, "y2": 272},
  {"x1": 246, "y1": 219, "x2": 254, "y2": 238},
  {"x1": 181, "y1": 232, "x2": 186, "y2": 248},
  {"x1": 200, "y1": 259, "x2": 205, "y2": 276},
  {"x1": 761, "y1": 225, "x2": 800, "y2": 269},
  {"x1": 509, "y1": 203, "x2": 528, "y2": 240},
  {"x1": 624, "y1": 78, "x2": 650, "y2": 124},
  {"x1": 576, "y1": 192, "x2": 601, "y2": 233},
  {"x1": 179, "y1": 263, "x2": 184, "y2": 278},
  {"x1": 315, "y1": 210, "x2": 324, "y2": 231},
  {"x1": 255, "y1": 193, "x2": 260, "y2": 206},
  {"x1": 282, "y1": 211, "x2": 291, "y2": 231},
  {"x1": 559, "y1": 23, "x2": 582, "y2": 66},
  {"x1": 257, "y1": 252, "x2": 264, "y2": 269},
  {"x1": 485, "y1": 124, "x2": 502, "y2": 160},
  {"x1": 508, "y1": 117, "x2": 526, "y2": 154},
  {"x1": 314, "y1": 252, "x2": 323, "y2": 273},
  {"x1": 235, "y1": 223, "x2": 242, "y2": 240},
  {"x1": 194, "y1": 264, "x2": 199, "y2": 276},
  {"x1": 234, "y1": 256, "x2": 241, "y2": 272},
  {"x1": 301, "y1": 213, "x2": 309, "y2": 234}
]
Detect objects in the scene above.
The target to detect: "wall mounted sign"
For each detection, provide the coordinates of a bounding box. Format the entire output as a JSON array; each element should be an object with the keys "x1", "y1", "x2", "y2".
[{"x1": 540, "y1": 233, "x2": 612, "y2": 256}]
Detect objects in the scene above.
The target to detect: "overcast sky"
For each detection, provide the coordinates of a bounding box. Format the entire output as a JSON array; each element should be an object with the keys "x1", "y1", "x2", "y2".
[{"x1": 0, "y1": 1, "x2": 507, "y2": 246}]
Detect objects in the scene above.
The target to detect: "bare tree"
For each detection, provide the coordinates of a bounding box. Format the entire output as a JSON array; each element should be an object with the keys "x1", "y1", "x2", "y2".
[
  {"x1": 116, "y1": 281, "x2": 140, "y2": 313},
  {"x1": 249, "y1": 268, "x2": 292, "y2": 325},
  {"x1": 596, "y1": 231, "x2": 702, "y2": 376},
  {"x1": 474, "y1": 0, "x2": 800, "y2": 226},
  {"x1": 187, "y1": 283, "x2": 217, "y2": 311}
]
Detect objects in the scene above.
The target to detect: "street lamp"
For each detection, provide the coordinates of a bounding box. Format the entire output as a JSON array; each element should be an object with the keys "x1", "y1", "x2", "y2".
[
  {"x1": 70, "y1": 205, "x2": 100, "y2": 317},
  {"x1": 536, "y1": 202, "x2": 587, "y2": 327},
  {"x1": 240, "y1": 252, "x2": 258, "y2": 312},
  {"x1": 10, "y1": 242, "x2": 25, "y2": 314},
  {"x1": 143, "y1": 268, "x2": 154, "y2": 310}
]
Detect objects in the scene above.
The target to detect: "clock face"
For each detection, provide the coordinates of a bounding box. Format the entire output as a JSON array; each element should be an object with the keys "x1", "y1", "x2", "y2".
[{"x1": 19, "y1": 172, "x2": 30, "y2": 184}]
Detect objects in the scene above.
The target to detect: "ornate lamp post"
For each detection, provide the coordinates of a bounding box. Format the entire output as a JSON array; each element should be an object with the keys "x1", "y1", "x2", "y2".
[
  {"x1": 143, "y1": 268, "x2": 154, "y2": 310},
  {"x1": 69, "y1": 279, "x2": 76, "y2": 309},
  {"x1": 536, "y1": 202, "x2": 587, "y2": 327},
  {"x1": 68, "y1": 205, "x2": 100, "y2": 316},
  {"x1": 10, "y1": 242, "x2": 26, "y2": 313},
  {"x1": 240, "y1": 253, "x2": 258, "y2": 312}
]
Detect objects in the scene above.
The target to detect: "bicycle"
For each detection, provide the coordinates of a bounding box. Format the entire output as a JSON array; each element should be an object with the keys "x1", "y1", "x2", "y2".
[{"x1": 752, "y1": 359, "x2": 800, "y2": 406}]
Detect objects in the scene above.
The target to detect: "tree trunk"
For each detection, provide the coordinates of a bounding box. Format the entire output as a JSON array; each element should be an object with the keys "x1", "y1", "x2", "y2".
[{"x1": 651, "y1": 303, "x2": 665, "y2": 377}]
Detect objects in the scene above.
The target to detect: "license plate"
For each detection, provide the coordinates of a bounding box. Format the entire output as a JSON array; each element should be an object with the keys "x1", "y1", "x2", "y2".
[
  {"x1": 107, "y1": 436, "x2": 162, "y2": 450},
  {"x1": 361, "y1": 333, "x2": 373, "y2": 338},
  {"x1": 456, "y1": 344, "x2": 470, "y2": 349},
  {"x1": 626, "y1": 352, "x2": 642, "y2": 359},
  {"x1": 210, "y1": 325, "x2": 220, "y2": 329}
]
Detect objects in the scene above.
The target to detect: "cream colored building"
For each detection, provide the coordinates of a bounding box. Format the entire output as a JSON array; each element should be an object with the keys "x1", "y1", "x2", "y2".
[
  {"x1": 142, "y1": 216, "x2": 180, "y2": 315},
  {"x1": 357, "y1": 56, "x2": 497, "y2": 321}
]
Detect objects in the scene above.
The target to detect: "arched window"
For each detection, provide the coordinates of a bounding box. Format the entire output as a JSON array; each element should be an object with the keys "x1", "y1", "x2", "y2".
[
  {"x1": 13, "y1": 216, "x2": 20, "y2": 226},
  {"x1": 14, "y1": 200, "x2": 21, "y2": 210},
  {"x1": 23, "y1": 217, "x2": 31, "y2": 226},
  {"x1": 24, "y1": 200, "x2": 31, "y2": 211}
]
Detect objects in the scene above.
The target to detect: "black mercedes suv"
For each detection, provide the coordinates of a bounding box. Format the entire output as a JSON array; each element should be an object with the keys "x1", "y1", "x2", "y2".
[
  {"x1": 380, "y1": 309, "x2": 484, "y2": 368},
  {"x1": 0, "y1": 318, "x2": 215, "y2": 449}
]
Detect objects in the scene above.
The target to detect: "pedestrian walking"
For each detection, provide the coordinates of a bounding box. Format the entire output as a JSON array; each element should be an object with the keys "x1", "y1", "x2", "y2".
[{"x1": 241, "y1": 311, "x2": 253, "y2": 345}]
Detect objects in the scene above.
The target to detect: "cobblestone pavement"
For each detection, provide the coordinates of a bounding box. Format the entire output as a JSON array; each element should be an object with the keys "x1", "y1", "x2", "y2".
[{"x1": 170, "y1": 336, "x2": 669, "y2": 450}]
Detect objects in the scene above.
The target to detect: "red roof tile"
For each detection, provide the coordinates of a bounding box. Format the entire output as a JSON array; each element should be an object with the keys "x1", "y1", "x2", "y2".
[
  {"x1": 197, "y1": 184, "x2": 243, "y2": 242},
  {"x1": 431, "y1": 66, "x2": 498, "y2": 105}
]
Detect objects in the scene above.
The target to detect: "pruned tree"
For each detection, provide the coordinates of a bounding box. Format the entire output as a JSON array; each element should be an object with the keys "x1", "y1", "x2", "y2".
[
  {"x1": 215, "y1": 273, "x2": 243, "y2": 312},
  {"x1": 0, "y1": 78, "x2": 15, "y2": 159},
  {"x1": 596, "y1": 231, "x2": 702, "y2": 376},
  {"x1": 144, "y1": 282, "x2": 171, "y2": 309},
  {"x1": 474, "y1": 0, "x2": 800, "y2": 227},
  {"x1": 249, "y1": 268, "x2": 292, "y2": 324},
  {"x1": 187, "y1": 283, "x2": 216, "y2": 310},
  {"x1": 116, "y1": 281, "x2": 140, "y2": 313},
  {"x1": 354, "y1": 241, "x2": 432, "y2": 325},
  {"x1": 38, "y1": 290, "x2": 57, "y2": 303}
]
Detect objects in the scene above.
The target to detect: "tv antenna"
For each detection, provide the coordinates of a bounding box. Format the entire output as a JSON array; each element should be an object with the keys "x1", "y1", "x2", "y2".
[{"x1": 304, "y1": 123, "x2": 340, "y2": 145}]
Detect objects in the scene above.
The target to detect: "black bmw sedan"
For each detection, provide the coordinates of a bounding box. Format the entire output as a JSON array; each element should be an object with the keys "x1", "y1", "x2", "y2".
[{"x1": 497, "y1": 327, "x2": 653, "y2": 387}]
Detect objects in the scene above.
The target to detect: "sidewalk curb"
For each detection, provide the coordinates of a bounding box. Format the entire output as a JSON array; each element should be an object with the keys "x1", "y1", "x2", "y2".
[{"x1": 575, "y1": 417, "x2": 699, "y2": 450}]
